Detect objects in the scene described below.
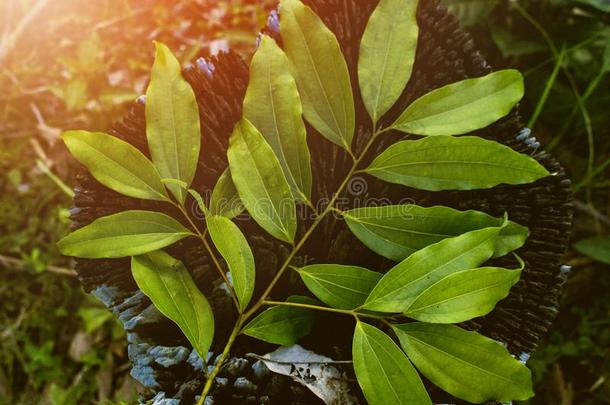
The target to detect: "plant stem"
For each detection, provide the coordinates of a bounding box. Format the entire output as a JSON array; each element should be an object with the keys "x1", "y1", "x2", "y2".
[
  {"x1": 197, "y1": 316, "x2": 244, "y2": 405},
  {"x1": 262, "y1": 300, "x2": 388, "y2": 320}
]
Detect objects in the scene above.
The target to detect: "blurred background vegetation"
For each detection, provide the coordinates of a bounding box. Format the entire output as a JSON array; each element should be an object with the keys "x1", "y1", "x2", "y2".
[{"x1": 0, "y1": 0, "x2": 608, "y2": 404}]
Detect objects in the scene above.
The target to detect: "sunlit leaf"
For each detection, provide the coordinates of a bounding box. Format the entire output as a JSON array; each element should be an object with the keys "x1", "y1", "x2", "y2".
[
  {"x1": 242, "y1": 296, "x2": 319, "y2": 345},
  {"x1": 394, "y1": 323, "x2": 533, "y2": 402},
  {"x1": 405, "y1": 264, "x2": 523, "y2": 323},
  {"x1": 131, "y1": 251, "x2": 214, "y2": 358},
  {"x1": 343, "y1": 205, "x2": 528, "y2": 261},
  {"x1": 358, "y1": 0, "x2": 419, "y2": 124},
  {"x1": 364, "y1": 135, "x2": 550, "y2": 191},
  {"x1": 228, "y1": 118, "x2": 296, "y2": 243},
  {"x1": 57, "y1": 210, "x2": 193, "y2": 258},
  {"x1": 280, "y1": 0, "x2": 355, "y2": 150},
  {"x1": 206, "y1": 215, "x2": 255, "y2": 310},
  {"x1": 210, "y1": 169, "x2": 244, "y2": 219},
  {"x1": 146, "y1": 42, "x2": 201, "y2": 203},
  {"x1": 352, "y1": 322, "x2": 431, "y2": 405},
  {"x1": 363, "y1": 226, "x2": 504, "y2": 313},
  {"x1": 62, "y1": 130, "x2": 168, "y2": 201},
  {"x1": 244, "y1": 35, "x2": 312, "y2": 201},
  {"x1": 392, "y1": 70, "x2": 524, "y2": 136},
  {"x1": 297, "y1": 264, "x2": 382, "y2": 310},
  {"x1": 573, "y1": 235, "x2": 610, "y2": 264}
]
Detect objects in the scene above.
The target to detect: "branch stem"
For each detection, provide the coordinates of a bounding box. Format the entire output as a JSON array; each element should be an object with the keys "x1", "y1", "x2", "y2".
[{"x1": 262, "y1": 300, "x2": 388, "y2": 320}]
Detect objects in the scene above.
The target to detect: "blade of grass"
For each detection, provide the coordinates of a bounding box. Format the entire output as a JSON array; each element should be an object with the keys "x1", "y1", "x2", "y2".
[{"x1": 528, "y1": 46, "x2": 565, "y2": 129}]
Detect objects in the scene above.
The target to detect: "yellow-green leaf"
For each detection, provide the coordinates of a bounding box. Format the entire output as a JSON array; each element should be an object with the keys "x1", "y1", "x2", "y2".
[
  {"x1": 146, "y1": 42, "x2": 201, "y2": 203},
  {"x1": 280, "y1": 0, "x2": 355, "y2": 150},
  {"x1": 363, "y1": 226, "x2": 504, "y2": 313},
  {"x1": 243, "y1": 35, "x2": 312, "y2": 201},
  {"x1": 394, "y1": 323, "x2": 534, "y2": 403},
  {"x1": 62, "y1": 130, "x2": 168, "y2": 201},
  {"x1": 358, "y1": 0, "x2": 419, "y2": 124},
  {"x1": 405, "y1": 265, "x2": 523, "y2": 323},
  {"x1": 352, "y1": 322, "x2": 431, "y2": 405},
  {"x1": 364, "y1": 135, "x2": 550, "y2": 191},
  {"x1": 57, "y1": 210, "x2": 193, "y2": 258},
  {"x1": 132, "y1": 251, "x2": 214, "y2": 359},
  {"x1": 392, "y1": 70, "x2": 524, "y2": 136},
  {"x1": 210, "y1": 168, "x2": 244, "y2": 219},
  {"x1": 227, "y1": 118, "x2": 296, "y2": 244},
  {"x1": 297, "y1": 264, "x2": 382, "y2": 310},
  {"x1": 343, "y1": 205, "x2": 528, "y2": 261},
  {"x1": 206, "y1": 215, "x2": 255, "y2": 310}
]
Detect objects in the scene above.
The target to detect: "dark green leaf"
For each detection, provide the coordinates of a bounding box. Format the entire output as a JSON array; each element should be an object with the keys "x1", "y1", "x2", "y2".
[
  {"x1": 363, "y1": 135, "x2": 550, "y2": 191},
  {"x1": 206, "y1": 215, "x2": 255, "y2": 310},
  {"x1": 352, "y1": 322, "x2": 431, "y2": 405},
  {"x1": 57, "y1": 210, "x2": 193, "y2": 258},
  {"x1": 394, "y1": 323, "x2": 533, "y2": 402},
  {"x1": 228, "y1": 118, "x2": 296, "y2": 243},
  {"x1": 343, "y1": 205, "x2": 528, "y2": 261},
  {"x1": 363, "y1": 226, "x2": 504, "y2": 313},
  {"x1": 146, "y1": 42, "x2": 201, "y2": 203},
  {"x1": 440, "y1": 0, "x2": 500, "y2": 27},
  {"x1": 405, "y1": 264, "x2": 523, "y2": 323},
  {"x1": 573, "y1": 235, "x2": 610, "y2": 264},
  {"x1": 297, "y1": 264, "x2": 382, "y2": 310},
  {"x1": 358, "y1": 0, "x2": 419, "y2": 124},
  {"x1": 280, "y1": 0, "x2": 355, "y2": 150},
  {"x1": 62, "y1": 130, "x2": 168, "y2": 201},
  {"x1": 241, "y1": 296, "x2": 318, "y2": 345},
  {"x1": 392, "y1": 70, "x2": 524, "y2": 136},
  {"x1": 575, "y1": 0, "x2": 610, "y2": 12},
  {"x1": 243, "y1": 35, "x2": 312, "y2": 201},
  {"x1": 131, "y1": 251, "x2": 214, "y2": 358},
  {"x1": 210, "y1": 169, "x2": 244, "y2": 219}
]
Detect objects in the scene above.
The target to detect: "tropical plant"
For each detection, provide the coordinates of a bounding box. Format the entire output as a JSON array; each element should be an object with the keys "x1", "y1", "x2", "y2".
[{"x1": 57, "y1": 0, "x2": 553, "y2": 403}]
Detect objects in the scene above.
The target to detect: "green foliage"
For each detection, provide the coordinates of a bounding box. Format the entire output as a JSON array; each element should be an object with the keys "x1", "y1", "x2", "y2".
[
  {"x1": 394, "y1": 323, "x2": 533, "y2": 402},
  {"x1": 243, "y1": 35, "x2": 313, "y2": 201},
  {"x1": 206, "y1": 215, "x2": 255, "y2": 310},
  {"x1": 57, "y1": 210, "x2": 194, "y2": 258},
  {"x1": 62, "y1": 130, "x2": 168, "y2": 201},
  {"x1": 342, "y1": 205, "x2": 528, "y2": 261},
  {"x1": 364, "y1": 135, "x2": 550, "y2": 191},
  {"x1": 352, "y1": 322, "x2": 431, "y2": 405},
  {"x1": 131, "y1": 251, "x2": 215, "y2": 358},
  {"x1": 241, "y1": 296, "x2": 318, "y2": 346},
  {"x1": 209, "y1": 169, "x2": 244, "y2": 219},
  {"x1": 392, "y1": 70, "x2": 524, "y2": 136},
  {"x1": 227, "y1": 118, "x2": 297, "y2": 243},
  {"x1": 358, "y1": 0, "x2": 419, "y2": 124},
  {"x1": 573, "y1": 235, "x2": 610, "y2": 264},
  {"x1": 279, "y1": 0, "x2": 355, "y2": 150},
  {"x1": 146, "y1": 42, "x2": 201, "y2": 203},
  {"x1": 296, "y1": 264, "x2": 382, "y2": 310}
]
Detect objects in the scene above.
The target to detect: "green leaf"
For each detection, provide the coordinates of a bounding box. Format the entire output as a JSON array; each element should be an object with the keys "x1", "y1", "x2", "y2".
[
  {"x1": 131, "y1": 251, "x2": 214, "y2": 358},
  {"x1": 393, "y1": 323, "x2": 534, "y2": 402},
  {"x1": 343, "y1": 205, "x2": 528, "y2": 261},
  {"x1": 363, "y1": 135, "x2": 550, "y2": 191},
  {"x1": 358, "y1": 0, "x2": 419, "y2": 124},
  {"x1": 296, "y1": 264, "x2": 382, "y2": 310},
  {"x1": 227, "y1": 118, "x2": 296, "y2": 243},
  {"x1": 146, "y1": 42, "x2": 201, "y2": 203},
  {"x1": 280, "y1": 0, "x2": 355, "y2": 150},
  {"x1": 363, "y1": 226, "x2": 504, "y2": 313},
  {"x1": 352, "y1": 322, "x2": 431, "y2": 405},
  {"x1": 405, "y1": 264, "x2": 523, "y2": 323},
  {"x1": 243, "y1": 35, "x2": 312, "y2": 201},
  {"x1": 62, "y1": 130, "x2": 168, "y2": 201},
  {"x1": 210, "y1": 169, "x2": 244, "y2": 219},
  {"x1": 188, "y1": 188, "x2": 209, "y2": 217},
  {"x1": 575, "y1": 0, "x2": 610, "y2": 12},
  {"x1": 440, "y1": 0, "x2": 500, "y2": 27},
  {"x1": 57, "y1": 210, "x2": 193, "y2": 258},
  {"x1": 392, "y1": 70, "x2": 524, "y2": 136},
  {"x1": 206, "y1": 215, "x2": 255, "y2": 310},
  {"x1": 241, "y1": 296, "x2": 318, "y2": 345},
  {"x1": 573, "y1": 235, "x2": 610, "y2": 264}
]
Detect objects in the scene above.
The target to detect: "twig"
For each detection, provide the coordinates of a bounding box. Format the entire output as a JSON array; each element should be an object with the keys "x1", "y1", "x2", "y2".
[
  {"x1": 574, "y1": 200, "x2": 610, "y2": 227},
  {"x1": 0, "y1": 0, "x2": 52, "y2": 65},
  {"x1": 0, "y1": 254, "x2": 77, "y2": 277}
]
